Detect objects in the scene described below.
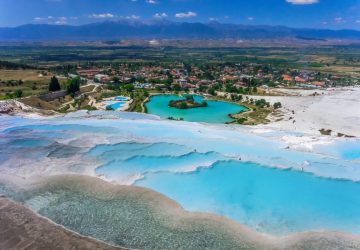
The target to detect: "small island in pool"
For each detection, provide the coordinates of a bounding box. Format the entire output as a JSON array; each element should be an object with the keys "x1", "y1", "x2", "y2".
[{"x1": 169, "y1": 95, "x2": 208, "y2": 109}]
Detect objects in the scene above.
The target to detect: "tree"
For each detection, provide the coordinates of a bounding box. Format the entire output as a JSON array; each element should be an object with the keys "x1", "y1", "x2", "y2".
[
  {"x1": 49, "y1": 76, "x2": 61, "y2": 92},
  {"x1": 225, "y1": 84, "x2": 238, "y2": 93},
  {"x1": 198, "y1": 85, "x2": 208, "y2": 93},
  {"x1": 274, "y1": 102, "x2": 282, "y2": 109},
  {"x1": 255, "y1": 99, "x2": 267, "y2": 108},
  {"x1": 122, "y1": 84, "x2": 135, "y2": 93},
  {"x1": 184, "y1": 63, "x2": 192, "y2": 75},
  {"x1": 143, "y1": 90, "x2": 149, "y2": 98},
  {"x1": 112, "y1": 77, "x2": 120, "y2": 84},
  {"x1": 173, "y1": 84, "x2": 181, "y2": 92},
  {"x1": 66, "y1": 77, "x2": 80, "y2": 95},
  {"x1": 14, "y1": 89, "x2": 23, "y2": 98},
  {"x1": 180, "y1": 102, "x2": 188, "y2": 109},
  {"x1": 208, "y1": 87, "x2": 216, "y2": 96}
]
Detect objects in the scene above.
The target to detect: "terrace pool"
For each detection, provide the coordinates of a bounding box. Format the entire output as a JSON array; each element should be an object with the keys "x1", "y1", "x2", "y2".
[
  {"x1": 114, "y1": 96, "x2": 128, "y2": 101},
  {"x1": 106, "y1": 101, "x2": 126, "y2": 110},
  {"x1": 105, "y1": 96, "x2": 128, "y2": 110},
  {"x1": 136, "y1": 160, "x2": 360, "y2": 235},
  {"x1": 1, "y1": 113, "x2": 360, "y2": 240}
]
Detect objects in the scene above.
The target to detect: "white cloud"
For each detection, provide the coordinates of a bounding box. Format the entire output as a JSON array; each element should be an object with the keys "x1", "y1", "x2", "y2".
[
  {"x1": 146, "y1": 0, "x2": 157, "y2": 4},
  {"x1": 286, "y1": 0, "x2": 319, "y2": 5},
  {"x1": 175, "y1": 11, "x2": 197, "y2": 18},
  {"x1": 55, "y1": 20, "x2": 67, "y2": 25},
  {"x1": 89, "y1": 13, "x2": 115, "y2": 19},
  {"x1": 355, "y1": 20, "x2": 360, "y2": 24},
  {"x1": 125, "y1": 15, "x2": 140, "y2": 20},
  {"x1": 247, "y1": 17, "x2": 254, "y2": 21},
  {"x1": 334, "y1": 17, "x2": 346, "y2": 23},
  {"x1": 153, "y1": 13, "x2": 168, "y2": 19},
  {"x1": 33, "y1": 16, "x2": 68, "y2": 25}
]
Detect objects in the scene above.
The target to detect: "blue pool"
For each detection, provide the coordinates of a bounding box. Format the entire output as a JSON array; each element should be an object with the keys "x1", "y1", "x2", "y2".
[
  {"x1": 136, "y1": 160, "x2": 360, "y2": 235},
  {"x1": 105, "y1": 96, "x2": 128, "y2": 110},
  {"x1": 145, "y1": 95, "x2": 247, "y2": 123},
  {"x1": 106, "y1": 101, "x2": 126, "y2": 110},
  {"x1": 115, "y1": 96, "x2": 128, "y2": 101}
]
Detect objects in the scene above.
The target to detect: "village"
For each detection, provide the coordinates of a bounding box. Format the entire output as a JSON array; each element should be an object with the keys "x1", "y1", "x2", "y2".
[
  {"x1": 2, "y1": 58, "x2": 359, "y2": 123},
  {"x1": 73, "y1": 62, "x2": 358, "y2": 94}
]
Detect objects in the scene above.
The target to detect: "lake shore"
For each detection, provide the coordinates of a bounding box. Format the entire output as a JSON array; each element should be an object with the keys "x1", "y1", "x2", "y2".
[
  {"x1": 2, "y1": 175, "x2": 360, "y2": 250},
  {"x1": 0, "y1": 196, "x2": 125, "y2": 250}
]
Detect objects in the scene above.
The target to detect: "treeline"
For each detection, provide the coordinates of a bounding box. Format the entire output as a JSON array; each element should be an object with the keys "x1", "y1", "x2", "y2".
[
  {"x1": 48, "y1": 76, "x2": 81, "y2": 96},
  {"x1": 0, "y1": 60, "x2": 35, "y2": 70}
]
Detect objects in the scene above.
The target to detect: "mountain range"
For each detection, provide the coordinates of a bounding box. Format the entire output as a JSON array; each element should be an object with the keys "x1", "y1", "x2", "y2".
[{"x1": 1, "y1": 20, "x2": 360, "y2": 41}]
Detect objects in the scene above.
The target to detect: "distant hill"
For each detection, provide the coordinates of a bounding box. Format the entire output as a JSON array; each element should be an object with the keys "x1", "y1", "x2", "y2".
[{"x1": 1, "y1": 20, "x2": 360, "y2": 41}]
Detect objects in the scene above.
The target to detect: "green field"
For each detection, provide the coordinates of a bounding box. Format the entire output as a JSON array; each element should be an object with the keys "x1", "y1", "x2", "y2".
[{"x1": 0, "y1": 44, "x2": 359, "y2": 76}]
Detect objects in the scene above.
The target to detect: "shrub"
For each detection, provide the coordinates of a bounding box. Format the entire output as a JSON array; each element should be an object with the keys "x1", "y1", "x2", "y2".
[
  {"x1": 237, "y1": 118, "x2": 247, "y2": 124},
  {"x1": 14, "y1": 89, "x2": 23, "y2": 98},
  {"x1": 49, "y1": 76, "x2": 61, "y2": 92},
  {"x1": 180, "y1": 102, "x2": 188, "y2": 109},
  {"x1": 66, "y1": 77, "x2": 80, "y2": 94},
  {"x1": 255, "y1": 99, "x2": 267, "y2": 108},
  {"x1": 274, "y1": 102, "x2": 282, "y2": 109}
]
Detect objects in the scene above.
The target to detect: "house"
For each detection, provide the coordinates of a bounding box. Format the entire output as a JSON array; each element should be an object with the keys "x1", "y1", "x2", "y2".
[
  {"x1": 295, "y1": 76, "x2": 306, "y2": 83},
  {"x1": 282, "y1": 74, "x2": 293, "y2": 81},
  {"x1": 95, "y1": 74, "x2": 111, "y2": 84},
  {"x1": 311, "y1": 81, "x2": 325, "y2": 88},
  {"x1": 77, "y1": 69, "x2": 102, "y2": 79},
  {"x1": 198, "y1": 80, "x2": 212, "y2": 86},
  {"x1": 135, "y1": 82, "x2": 152, "y2": 89},
  {"x1": 68, "y1": 73, "x2": 79, "y2": 79},
  {"x1": 222, "y1": 75, "x2": 237, "y2": 82},
  {"x1": 174, "y1": 78, "x2": 188, "y2": 88},
  {"x1": 184, "y1": 83, "x2": 196, "y2": 89}
]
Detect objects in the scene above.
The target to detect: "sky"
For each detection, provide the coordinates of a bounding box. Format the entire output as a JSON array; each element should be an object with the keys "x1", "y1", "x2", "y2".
[{"x1": 0, "y1": 0, "x2": 359, "y2": 29}]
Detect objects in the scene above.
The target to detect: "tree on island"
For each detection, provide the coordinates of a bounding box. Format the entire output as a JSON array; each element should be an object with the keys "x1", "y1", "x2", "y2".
[
  {"x1": 49, "y1": 76, "x2": 61, "y2": 92},
  {"x1": 169, "y1": 95, "x2": 208, "y2": 110},
  {"x1": 180, "y1": 102, "x2": 188, "y2": 109}
]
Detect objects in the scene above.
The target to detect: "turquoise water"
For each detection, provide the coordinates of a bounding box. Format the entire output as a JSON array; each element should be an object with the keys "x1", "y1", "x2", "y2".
[
  {"x1": 314, "y1": 140, "x2": 360, "y2": 161},
  {"x1": 106, "y1": 101, "x2": 126, "y2": 110},
  {"x1": 145, "y1": 95, "x2": 247, "y2": 123},
  {"x1": 136, "y1": 161, "x2": 360, "y2": 235},
  {"x1": 114, "y1": 96, "x2": 128, "y2": 101},
  {"x1": 105, "y1": 96, "x2": 128, "y2": 110},
  {"x1": 1, "y1": 113, "x2": 360, "y2": 236}
]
